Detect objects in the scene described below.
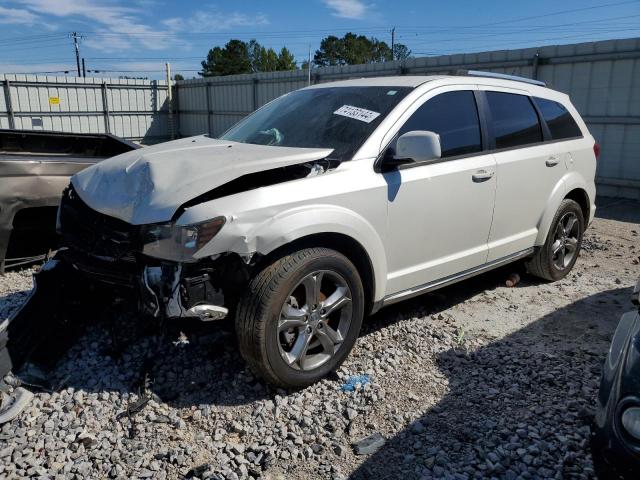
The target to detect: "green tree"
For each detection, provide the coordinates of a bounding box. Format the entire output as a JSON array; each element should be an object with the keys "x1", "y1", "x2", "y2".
[
  {"x1": 314, "y1": 33, "x2": 392, "y2": 66},
  {"x1": 314, "y1": 35, "x2": 344, "y2": 66},
  {"x1": 393, "y1": 43, "x2": 412, "y2": 61},
  {"x1": 277, "y1": 47, "x2": 296, "y2": 71},
  {"x1": 173, "y1": 73, "x2": 184, "y2": 81},
  {"x1": 200, "y1": 39, "x2": 251, "y2": 77},
  {"x1": 201, "y1": 39, "x2": 297, "y2": 76},
  {"x1": 247, "y1": 40, "x2": 296, "y2": 73}
]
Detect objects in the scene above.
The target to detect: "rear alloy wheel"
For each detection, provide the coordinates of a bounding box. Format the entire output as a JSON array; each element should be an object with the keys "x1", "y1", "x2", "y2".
[
  {"x1": 236, "y1": 247, "x2": 364, "y2": 387},
  {"x1": 526, "y1": 199, "x2": 584, "y2": 281},
  {"x1": 550, "y1": 211, "x2": 580, "y2": 271}
]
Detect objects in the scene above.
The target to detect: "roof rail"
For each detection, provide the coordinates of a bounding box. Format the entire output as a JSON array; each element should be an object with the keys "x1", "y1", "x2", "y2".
[{"x1": 456, "y1": 70, "x2": 546, "y2": 87}]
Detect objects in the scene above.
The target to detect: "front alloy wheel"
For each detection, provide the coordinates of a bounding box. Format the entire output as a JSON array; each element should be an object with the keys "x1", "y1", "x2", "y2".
[
  {"x1": 278, "y1": 270, "x2": 353, "y2": 371},
  {"x1": 236, "y1": 247, "x2": 364, "y2": 387}
]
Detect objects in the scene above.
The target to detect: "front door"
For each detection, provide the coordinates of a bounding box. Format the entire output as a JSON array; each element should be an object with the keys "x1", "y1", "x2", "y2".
[{"x1": 384, "y1": 88, "x2": 497, "y2": 295}]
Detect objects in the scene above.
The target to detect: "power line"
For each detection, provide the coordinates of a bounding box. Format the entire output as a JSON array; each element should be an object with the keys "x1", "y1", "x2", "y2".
[
  {"x1": 69, "y1": 0, "x2": 639, "y2": 40},
  {"x1": 474, "y1": 0, "x2": 640, "y2": 27},
  {"x1": 397, "y1": 14, "x2": 640, "y2": 44},
  {"x1": 412, "y1": 28, "x2": 640, "y2": 54}
]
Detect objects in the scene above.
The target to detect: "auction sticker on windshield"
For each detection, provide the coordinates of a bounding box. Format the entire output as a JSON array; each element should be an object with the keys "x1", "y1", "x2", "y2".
[{"x1": 334, "y1": 105, "x2": 381, "y2": 123}]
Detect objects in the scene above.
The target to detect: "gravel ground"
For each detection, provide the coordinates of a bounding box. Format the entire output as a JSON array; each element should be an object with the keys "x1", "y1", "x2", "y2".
[{"x1": 0, "y1": 198, "x2": 639, "y2": 480}]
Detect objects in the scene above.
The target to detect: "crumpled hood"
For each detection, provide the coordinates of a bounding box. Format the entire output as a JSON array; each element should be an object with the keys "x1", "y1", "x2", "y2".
[{"x1": 71, "y1": 135, "x2": 333, "y2": 225}]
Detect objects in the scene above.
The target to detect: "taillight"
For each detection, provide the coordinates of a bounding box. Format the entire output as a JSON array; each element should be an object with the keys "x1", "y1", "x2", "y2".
[{"x1": 593, "y1": 142, "x2": 601, "y2": 160}]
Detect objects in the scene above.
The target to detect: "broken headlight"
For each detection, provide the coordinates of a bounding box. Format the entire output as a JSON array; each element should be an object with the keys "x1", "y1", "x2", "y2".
[{"x1": 140, "y1": 217, "x2": 226, "y2": 262}]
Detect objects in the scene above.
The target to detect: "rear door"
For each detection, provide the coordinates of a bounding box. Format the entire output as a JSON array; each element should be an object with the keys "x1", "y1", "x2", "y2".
[
  {"x1": 483, "y1": 89, "x2": 568, "y2": 261},
  {"x1": 383, "y1": 87, "x2": 497, "y2": 295}
]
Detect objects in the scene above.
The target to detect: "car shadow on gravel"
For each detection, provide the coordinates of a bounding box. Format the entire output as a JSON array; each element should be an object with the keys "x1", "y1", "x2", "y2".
[
  {"x1": 27, "y1": 263, "x2": 543, "y2": 410},
  {"x1": 349, "y1": 283, "x2": 630, "y2": 480},
  {"x1": 41, "y1": 315, "x2": 276, "y2": 408},
  {"x1": 361, "y1": 263, "x2": 536, "y2": 338},
  {"x1": 0, "y1": 290, "x2": 31, "y2": 320},
  {"x1": 41, "y1": 264, "x2": 533, "y2": 410}
]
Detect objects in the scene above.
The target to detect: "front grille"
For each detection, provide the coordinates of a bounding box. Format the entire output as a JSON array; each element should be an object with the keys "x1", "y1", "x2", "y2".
[
  {"x1": 59, "y1": 185, "x2": 141, "y2": 287},
  {"x1": 59, "y1": 185, "x2": 139, "y2": 262}
]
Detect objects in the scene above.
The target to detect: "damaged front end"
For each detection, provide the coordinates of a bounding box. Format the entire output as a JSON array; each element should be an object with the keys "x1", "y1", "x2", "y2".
[
  {"x1": 0, "y1": 186, "x2": 254, "y2": 383},
  {"x1": 0, "y1": 135, "x2": 337, "y2": 399},
  {"x1": 59, "y1": 185, "x2": 253, "y2": 321}
]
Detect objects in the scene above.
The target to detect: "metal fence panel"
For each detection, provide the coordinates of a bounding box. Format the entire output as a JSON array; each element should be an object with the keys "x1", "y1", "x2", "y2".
[
  {"x1": 0, "y1": 74, "x2": 170, "y2": 143},
  {"x1": 176, "y1": 37, "x2": 640, "y2": 199}
]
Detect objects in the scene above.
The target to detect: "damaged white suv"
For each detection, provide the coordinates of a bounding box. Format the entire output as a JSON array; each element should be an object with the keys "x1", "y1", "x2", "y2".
[{"x1": 9, "y1": 72, "x2": 597, "y2": 387}]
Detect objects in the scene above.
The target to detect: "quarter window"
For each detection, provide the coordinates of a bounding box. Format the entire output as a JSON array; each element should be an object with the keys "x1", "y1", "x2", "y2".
[
  {"x1": 533, "y1": 97, "x2": 582, "y2": 140},
  {"x1": 396, "y1": 90, "x2": 482, "y2": 158},
  {"x1": 486, "y1": 91, "x2": 543, "y2": 149}
]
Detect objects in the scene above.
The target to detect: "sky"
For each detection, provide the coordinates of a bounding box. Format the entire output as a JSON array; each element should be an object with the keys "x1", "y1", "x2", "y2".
[{"x1": 0, "y1": 0, "x2": 638, "y2": 79}]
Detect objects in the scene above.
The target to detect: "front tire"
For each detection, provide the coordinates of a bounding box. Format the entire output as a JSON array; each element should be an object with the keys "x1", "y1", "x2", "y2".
[
  {"x1": 236, "y1": 247, "x2": 364, "y2": 387},
  {"x1": 526, "y1": 199, "x2": 584, "y2": 281}
]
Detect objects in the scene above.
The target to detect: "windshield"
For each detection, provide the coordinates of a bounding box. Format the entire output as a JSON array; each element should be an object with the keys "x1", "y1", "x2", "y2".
[{"x1": 220, "y1": 86, "x2": 411, "y2": 161}]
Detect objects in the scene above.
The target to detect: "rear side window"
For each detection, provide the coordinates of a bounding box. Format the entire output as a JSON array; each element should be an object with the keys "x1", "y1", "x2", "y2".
[
  {"x1": 486, "y1": 91, "x2": 543, "y2": 149},
  {"x1": 397, "y1": 90, "x2": 482, "y2": 158},
  {"x1": 533, "y1": 97, "x2": 582, "y2": 140}
]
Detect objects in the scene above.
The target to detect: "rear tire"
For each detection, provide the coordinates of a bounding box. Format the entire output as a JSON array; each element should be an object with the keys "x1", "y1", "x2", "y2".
[
  {"x1": 236, "y1": 247, "x2": 364, "y2": 387},
  {"x1": 526, "y1": 199, "x2": 584, "y2": 281}
]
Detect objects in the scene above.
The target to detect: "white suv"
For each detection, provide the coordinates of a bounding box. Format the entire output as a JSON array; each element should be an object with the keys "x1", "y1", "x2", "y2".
[{"x1": 49, "y1": 72, "x2": 597, "y2": 387}]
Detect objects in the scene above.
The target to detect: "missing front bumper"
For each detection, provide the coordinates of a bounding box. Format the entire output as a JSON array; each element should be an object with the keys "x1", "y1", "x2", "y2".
[{"x1": 0, "y1": 250, "x2": 249, "y2": 382}]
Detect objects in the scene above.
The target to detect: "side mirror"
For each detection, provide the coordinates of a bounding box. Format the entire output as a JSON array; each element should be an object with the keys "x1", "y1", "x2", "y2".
[{"x1": 394, "y1": 130, "x2": 442, "y2": 164}]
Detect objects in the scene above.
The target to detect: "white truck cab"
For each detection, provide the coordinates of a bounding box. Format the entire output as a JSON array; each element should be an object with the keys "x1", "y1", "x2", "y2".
[{"x1": 39, "y1": 72, "x2": 597, "y2": 386}]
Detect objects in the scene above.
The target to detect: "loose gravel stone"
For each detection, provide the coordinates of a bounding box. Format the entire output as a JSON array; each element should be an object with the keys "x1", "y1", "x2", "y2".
[{"x1": 353, "y1": 433, "x2": 386, "y2": 455}]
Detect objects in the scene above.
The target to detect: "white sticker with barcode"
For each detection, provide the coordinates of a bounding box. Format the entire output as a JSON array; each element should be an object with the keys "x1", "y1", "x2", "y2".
[{"x1": 333, "y1": 105, "x2": 380, "y2": 123}]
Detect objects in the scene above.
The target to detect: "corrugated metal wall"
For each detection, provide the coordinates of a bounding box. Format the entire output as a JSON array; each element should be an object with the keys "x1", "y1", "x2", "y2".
[
  {"x1": 177, "y1": 37, "x2": 640, "y2": 199},
  {"x1": 0, "y1": 74, "x2": 172, "y2": 143}
]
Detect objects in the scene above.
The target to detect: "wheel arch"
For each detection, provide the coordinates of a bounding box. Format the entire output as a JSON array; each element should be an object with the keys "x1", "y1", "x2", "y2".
[
  {"x1": 535, "y1": 179, "x2": 591, "y2": 246},
  {"x1": 564, "y1": 187, "x2": 590, "y2": 225},
  {"x1": 257, "y1": 232, "x2": 377, "y2": 315}
]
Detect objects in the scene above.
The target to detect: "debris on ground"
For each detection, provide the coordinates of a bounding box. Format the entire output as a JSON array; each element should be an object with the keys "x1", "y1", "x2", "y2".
[
  {"x1": 0, "y1": 388, "x2": 33, "y2": 424},
  {"x1": 172, "y1": 331, "x2": 189, "y2": 347},
  {"x1": 340, "y1": 374, "x2": 370, "y2": 392},
  {"x1": 505, "y1": 273, "x2": 521, "y2": 287},
  {"x1": 352, "y1": 433, "x2": 386, "y2": 455}
]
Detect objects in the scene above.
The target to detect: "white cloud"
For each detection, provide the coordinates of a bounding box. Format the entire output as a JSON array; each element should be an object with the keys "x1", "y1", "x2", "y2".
[
  {"x1": 10, "y1": 1, "x2": 271, "y2": 53},
  {"x1": 15, "y1": 0, "x2": 173, "y2": 51},
  {"x1": 163, "y1": 10, "x2": 269, "y2": 32},
  {"x1": 323, "y1": 0, "x2": 367, "y2": 19},
  {"x1": 0, "y1": 5, "x2": 40, "y2": 25}
]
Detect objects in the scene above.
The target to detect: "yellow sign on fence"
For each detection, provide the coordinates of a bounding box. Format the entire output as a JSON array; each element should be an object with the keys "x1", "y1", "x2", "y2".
[{"x1": 48, "y1": 96, "x2": 60, "y2": 105}]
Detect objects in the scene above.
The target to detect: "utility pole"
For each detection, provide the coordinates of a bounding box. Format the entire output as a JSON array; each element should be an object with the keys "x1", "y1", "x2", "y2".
[
  {"x1": 307, "y1": 45, "x2": 311, "y2": 86},
  {"x1": 82, "y1": 58, "x2": 86, "y2": 78},
  {"x1": 71, "y1": 32, "x2": 82, "y2": 77},
  {"x1": 391, "y1": 27, "x2": 395, "y2": 61},
  {"x1": 166, "y1": 62, "x2": 175, "y2": 140}
]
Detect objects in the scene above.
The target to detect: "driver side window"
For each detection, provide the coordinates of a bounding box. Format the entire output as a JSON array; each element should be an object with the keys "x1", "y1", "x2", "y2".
[{"x1": 394, "y1": 90, "x2": 482, "y2": 158}]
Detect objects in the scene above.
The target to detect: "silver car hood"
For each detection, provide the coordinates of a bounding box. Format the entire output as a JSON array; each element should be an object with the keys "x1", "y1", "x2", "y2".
[{"x1": 71, "y1": 135, "x2": 333, "y2": 225}]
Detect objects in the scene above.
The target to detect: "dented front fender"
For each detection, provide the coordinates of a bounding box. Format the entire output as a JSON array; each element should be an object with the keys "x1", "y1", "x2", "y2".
[{"x1": 197, "y1": 204, "x2": 388, "y2": 302}]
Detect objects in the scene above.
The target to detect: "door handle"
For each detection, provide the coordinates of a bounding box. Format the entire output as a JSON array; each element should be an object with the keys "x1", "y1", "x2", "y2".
[
  {"x1": 472, "y1": 170, "x2": 494, "y2": 182},
  {"x1": 546, "y1": 156, "x2": 560, "y2": 167}
]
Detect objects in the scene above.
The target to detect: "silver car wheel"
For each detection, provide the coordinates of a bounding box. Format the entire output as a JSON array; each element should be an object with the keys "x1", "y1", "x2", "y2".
[
  {"x1": 277, "y1": 270, "x2": 353, "y2": 371},
  {"x1": 551, "y1": 211, "x2": 580, "y2": 270}
]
